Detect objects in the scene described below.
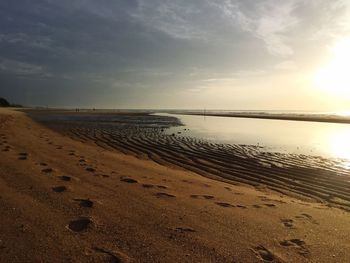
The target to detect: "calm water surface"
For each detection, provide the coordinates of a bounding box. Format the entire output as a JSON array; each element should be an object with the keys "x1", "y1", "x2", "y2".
[{"x1": 158, "y1": 113, "x2": 350, "y2": 162}]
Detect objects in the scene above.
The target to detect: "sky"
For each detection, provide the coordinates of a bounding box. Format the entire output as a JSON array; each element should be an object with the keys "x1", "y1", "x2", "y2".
[{"x1": 1, "y1": 0, "x2": 350, "y2": 110}]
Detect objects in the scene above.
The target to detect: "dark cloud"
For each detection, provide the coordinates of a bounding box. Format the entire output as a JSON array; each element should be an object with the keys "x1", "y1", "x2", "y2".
[{"x1": 0, "y1": 0, "x2": 349, "y2": 108}]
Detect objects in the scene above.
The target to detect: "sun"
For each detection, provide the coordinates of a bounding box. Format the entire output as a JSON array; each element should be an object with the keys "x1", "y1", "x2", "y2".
[{"x1": 313, "y1": 37, "x2": 350, "y2": 98}]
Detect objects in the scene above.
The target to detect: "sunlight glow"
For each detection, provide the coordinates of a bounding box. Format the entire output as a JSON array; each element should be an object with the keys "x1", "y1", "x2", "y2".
[
  {"x1": 336, "y1": 110, "x2": 350, "y2": 117},
  {"x1": 313, "y1": 37, "x2": 350, "y2": 98},
  {"x1": 327, "y1": 128, "x2": 350, "y2": 168}
]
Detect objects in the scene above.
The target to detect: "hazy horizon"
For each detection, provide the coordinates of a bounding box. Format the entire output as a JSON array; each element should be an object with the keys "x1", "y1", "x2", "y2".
[{"x1": 1, "y1": 1, "x2": 350, "y2": 111}]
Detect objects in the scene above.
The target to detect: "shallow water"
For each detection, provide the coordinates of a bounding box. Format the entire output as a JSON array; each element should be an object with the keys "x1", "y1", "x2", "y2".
[{"x1": 159, "y1": 113, "x2": 350, "y2": 163}]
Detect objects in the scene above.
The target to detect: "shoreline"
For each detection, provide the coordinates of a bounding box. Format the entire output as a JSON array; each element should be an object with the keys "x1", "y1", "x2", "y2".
[
  {"x1": 175, "y1": 112, "x2": 350, "y2": 125},
  {"x1": 1, "y1": 108, "x2": 350, "y2": 262},
  {"x1": 24, "y1": 108, "x2": 350, "y2": 125}
]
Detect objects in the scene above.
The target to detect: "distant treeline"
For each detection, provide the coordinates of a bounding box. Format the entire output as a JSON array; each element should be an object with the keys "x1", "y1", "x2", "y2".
[{"x1": 0, "y1": 97, "x2": 22, "y2": 107}]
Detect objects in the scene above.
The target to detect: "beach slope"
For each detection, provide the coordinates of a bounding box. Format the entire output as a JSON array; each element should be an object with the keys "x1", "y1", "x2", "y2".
[{"x1": 0, "y1": 108, "x2": 349, "y2": 262}]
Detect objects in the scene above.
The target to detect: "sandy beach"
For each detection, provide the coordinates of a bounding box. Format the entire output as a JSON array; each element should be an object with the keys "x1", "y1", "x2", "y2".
[{"x1": 1, "y1": 108, "x2": 350, "y2": 262}]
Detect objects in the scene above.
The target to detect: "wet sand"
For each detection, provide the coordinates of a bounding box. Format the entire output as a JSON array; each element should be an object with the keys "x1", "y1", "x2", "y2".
[{"x1": 1, "y1": 108, "x2": 350, "y2": 262}]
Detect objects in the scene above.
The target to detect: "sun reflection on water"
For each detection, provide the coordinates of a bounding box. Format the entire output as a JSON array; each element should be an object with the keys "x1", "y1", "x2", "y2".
[
  {"x1": 336, "y1": 110, "x2": 350, "y2": 117},
  {"x1": 327, "y1": 129, "x2": 350, "y2": 169},
  {"x1": 160, "y1": 113, "x2": 350, "y2": 170}
]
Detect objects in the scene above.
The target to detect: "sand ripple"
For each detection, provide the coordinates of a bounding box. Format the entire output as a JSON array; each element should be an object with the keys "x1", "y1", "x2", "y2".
[{"x1": 34, "y1": 113, "x2": 350, "y2": 210}]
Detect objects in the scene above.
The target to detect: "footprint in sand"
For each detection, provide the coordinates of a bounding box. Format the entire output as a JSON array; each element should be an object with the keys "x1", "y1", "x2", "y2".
[
  {"x1": 86, "y1": 167, "x2": 96, "y2": 172},
  {"x1": 279, "y1": 239, "x2": 309, "y2": 256},
  {"x1": 42, "y1": 168, "x2": 54, "y2": 173},
  {"x1": 73, "y1": 198, "x2": 94, "y2": 208},
  {"x1": 252, "y1": 245, "x2": 276, "y2": 262},
  {"x1": 78, "y1": 159, "x2": 87, "y2": 167},
  {"x1": 295, "y1": 213, "x2": 319, "y2": 225},
  {"x1": 93, "y1": 247, "x2": 131, "y2": 263},
  {"x1": 264, "y1": 203, "x2": 277, "y2": 208},
  {"x1": 18, "y1": 153, "x2": 28, "y2": 160},
  {"x1": 175, "y1": 227, "x2": 196, "y2": 233},
  {"x1": 39, "y1": 162, "x2": 48, "y2": 166},
  {"x1": 2, "y1": 146, "x2": 10, "y2": 151},
  {"x1": 120, "y1": 177, "x2": 138, "y2": 183},
  {"x1": 252, "y1": 203, "x2": 276, "y2": 209},
  {"x1": 190, "y1": 194, "x2": 214, "y2": 200},
  {"x1": 59, "y1": 175, "x2": 71, "y2": 181},
  {"x1": 67, "y1": 217, "x2": 93, "y2": 232},
  {"x1": 215, "y1": 202, "x2": 235, "y2": 208},
  {"x1": 155, "y1": 192, "x2": 176, "y2": 198},
  {"x1": 142, "y1": 184, "x2": 154, "y2": 188},
  {"x1": 52, "y1": 186, "x2": 67, "y2": 193},
  {"x1": 300, "y1": 213, "x2": 312, "y2": 219},
  {"x1": 280, "y1": 219, "x2": 294, "y2": 228}
]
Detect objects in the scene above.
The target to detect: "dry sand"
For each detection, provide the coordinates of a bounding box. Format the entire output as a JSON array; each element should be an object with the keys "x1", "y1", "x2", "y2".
[{"x1": 0, "y1": 108, "x2": 349, "y2": 262}]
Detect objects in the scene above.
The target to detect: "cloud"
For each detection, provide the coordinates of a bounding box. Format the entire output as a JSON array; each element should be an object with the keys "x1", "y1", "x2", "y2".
[
  {"x1": 202, "y1": 78, "x2": 238, "y2": 83},
  {"x1": 0, "y1": 57, "x2": 49, "y2": 77},
  {"x1": 212, "y1": 0, "x2": 301, "y2": 57},
  {"x1": 306, "y1": 0, "x2": 350, "y2": 41},
  {"x1": 1, "y1": 0, "x2": 350, "y2": 109},
  {"x1": 131, "y1": 0, "x2": 208, "y2": 40},
  {"x1": 0, "y1": 32, "x2": 52, "y2": 47},
  {"x1": 274, "y1": 60, "x2": 297, "y2": 70}
]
